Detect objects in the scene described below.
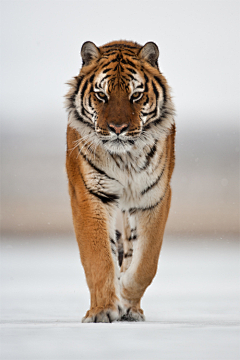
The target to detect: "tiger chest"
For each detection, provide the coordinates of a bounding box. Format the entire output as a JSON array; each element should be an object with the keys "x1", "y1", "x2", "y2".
[
  {"x1": 82, "y1": 152, "x2": 167, "y2": 212},
  {"x1": 120, "y1": 169, "x2": 166, "y2": 210}
]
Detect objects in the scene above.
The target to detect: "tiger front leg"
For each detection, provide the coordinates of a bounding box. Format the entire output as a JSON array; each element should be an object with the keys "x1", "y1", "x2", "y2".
[
  {"x1": 120, "y1": 211, "x2": 133, "y2": 273},
  {"x1": 69, "y1": 182, "x2": 122, "y2": 323},
  {"x1": 120, "y1": 187, "x2": 172, "y2": 321}
]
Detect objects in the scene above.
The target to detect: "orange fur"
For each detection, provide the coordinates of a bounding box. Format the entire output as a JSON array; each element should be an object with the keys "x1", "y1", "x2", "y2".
[{"x1": 66, "y1": 40, "x2": 175, "y2": 322}]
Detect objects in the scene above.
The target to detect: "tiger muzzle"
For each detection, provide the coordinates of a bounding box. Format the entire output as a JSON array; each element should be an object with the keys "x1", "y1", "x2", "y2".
[{"x1": 108, "y1": 123, "x2": 129, "y2": 135}]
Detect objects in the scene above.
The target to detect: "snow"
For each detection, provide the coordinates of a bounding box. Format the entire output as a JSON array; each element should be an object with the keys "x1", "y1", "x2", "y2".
[{"x1": 1, "y1": 235, "x2": 239, "y2": 360}]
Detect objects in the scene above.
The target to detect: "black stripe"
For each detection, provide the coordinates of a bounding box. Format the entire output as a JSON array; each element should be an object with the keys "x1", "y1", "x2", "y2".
[
  {"x1": 101, "y1": 49, "x2": 118, "y2": 55},
  {"x1": 67, "y1": 76, "x2": 84, "y2": 109},
  {"x1": 74, "y1": 110, "x2": 95, "y2": 129},
  {"x1": 121, "y1": 58, "x2": 127, "y2": 64},
  {"x1": 102, "y1": 67, "x2": 112, "y2": 73},
  {"x1": 110, "y1": 239, "x2": 116, "y2": 245},
  {"x1": 77, "y1": 168, "x2": 119, "y2": 205},
  {"x1": 88, "y1": 95, "x2": 92, "y2": 108},
  {"x1": 102, "y1": 48, "x2": 119, "y2": 53},
  {"x1": 141, "y1": 108, "x2": 157, "y2": 117},
  {"x1": 76, "y1": 76, "x2": 84, "y2": 92},
  {"x1": 135, "y1": 84, "x2": 144, "y2": 89},
  {"x1": 100, "y1": 62, "x2": 112, "y2": 69},
  {"x1": 147, "y1": 110, "x2": 172, "y2": 128},
  {"x1": 128, "y1": 234, "x2": 137, "y2": 241},
  {"x1": 107, "y1": 313, "x2": 112, "y2": 323},
  {"x1": 100, "y1": 74, "x2": 111, "y2": 83},
  {"x1": 142, "y1": 123, "x2": 151, "y2": 131},
  {"x1": 129, "y1": 208, "x2": 136, "y2": 215},
  {"x1": 152, "y1": 105, "x2": 174, "y2": 126},
  {"x1": 87, "y1": 186, "x2": 119, "y2": 204},
  {"x1": 154, "y1": 76, "x2": 166, "y2": 102},
  {"x1": 111, "y1": 54, "x2": 121, "y2": 65},
  {"x1": 81, "y1": 79, "x2": 89, "y2": 100},
  {"x1": 129, "y1": 186, "x2": 169, "y2": 214},
  {"x1": 144, "y1": 73, "x2": 149, "y2": 92},
  {"x1": 81, "y1": 107, "x2": 93, "y2": 122},
  {"x1": 109, "y1": 58, "x2": 120, "y2": 64},
  {"x1": 113, "y1": 64, "x2": 119, "y2": 71},
  {"x1": 89, "y1": 74, "x2": 95, "y2": 83},
  {"x1": 120, "y1": 64, "x2": 124, "y2": 72},
  {"x1": 115, "y1": 230, "x2": 121, "y2": 241},
  {"x1": 79, "y1": 79, "x2": 90, "y2": 121},
  {"x1": 154, "y1": 150, "x2": 164, "y2": 170},
  {"x1": 126, "y1": 151, "x2": 133, "y2": 161},
  {"x1": 143, "y1": 95, "x2": 149, "y2": 107},
  {"x1": 152, "y1": 80, "x2": 159, "y2": 101},
  {"x1": 140, "y1": 140, "x2": 158, "y2": 171},
  {"x1": 127, "y1": 67, "x2": 137, "y2": 74},
  {"x1": 124, "y1": 253, "x2": 132, "y2": 258},
  {"x1": 126, "y1": 73, "x2": 135, "y2": 81},
  {"x1": 142, "y1": 116, "x2": 164, "y2": 131},
  {"x1": 78, "y1": 147, "x2": 121, "y2": 183},
  {"x1": 141, "y1": 157, "x2": 167, "y2": 195},
  {"x1": 143, "y1": 110, "x2": 158, "y2": 125},
  {"x1": 125, "y1": 59, "x2": 136, "y2": 67},
  {"x1": 111, "y1": 248, "x2": 117, "y2": 255},
  {"x1": 97, "y1": 56, "x2": 110, "y2": 61},
  {"x1": 124, "y1": 52, "x2": 138, "y2": 57},
  {"x1": 109, "y1": 154, "x2": 124, "y2": 169},
  {"x1": 118, "y1": 250, "x2": 123, "y2": 267}
]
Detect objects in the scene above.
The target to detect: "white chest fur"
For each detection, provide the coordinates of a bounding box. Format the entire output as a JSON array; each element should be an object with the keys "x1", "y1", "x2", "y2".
[{"x1": 81, "y1": 135, "x2": 168, "y2": 212}]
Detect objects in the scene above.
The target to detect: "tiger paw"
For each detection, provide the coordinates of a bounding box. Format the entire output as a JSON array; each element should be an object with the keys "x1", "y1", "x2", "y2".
[
  {"x1": 120, "y1": 306, "x2": 145, "y2": 322},
  {"x1": 82, "y1": 305, "x2": 123, "y2": 323}
]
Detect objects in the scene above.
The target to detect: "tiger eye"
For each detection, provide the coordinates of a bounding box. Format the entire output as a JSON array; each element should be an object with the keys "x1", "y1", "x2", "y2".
[
  {"x1": 97, "y1": 92, "x2": 106, "y2": 98},
  {"x1": 132, "y1": 92, "x2": 141, "y2": 98}
]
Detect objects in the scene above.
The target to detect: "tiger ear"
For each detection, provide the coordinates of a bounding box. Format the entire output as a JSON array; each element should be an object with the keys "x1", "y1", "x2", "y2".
[
  {"x1": 81, "y1": 41, "x2": 100, "y2": 66},
  {"x1": 138, "y1": 42, "x2": 159, "y2": 68}
]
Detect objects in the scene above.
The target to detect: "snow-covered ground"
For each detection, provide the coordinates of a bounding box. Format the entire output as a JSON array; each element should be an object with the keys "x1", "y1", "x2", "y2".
[{"x1": 0, "y1": 235, "x2": 239, "y2": 360}]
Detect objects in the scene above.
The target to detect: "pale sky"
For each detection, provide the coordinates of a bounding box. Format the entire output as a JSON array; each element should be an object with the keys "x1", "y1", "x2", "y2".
[{"x1": 1, "y1": 0, "x2": 239, "y2": 133}]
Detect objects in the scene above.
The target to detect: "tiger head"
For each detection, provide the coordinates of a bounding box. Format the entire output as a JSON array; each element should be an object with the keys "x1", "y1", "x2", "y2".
[{"x1": 65, "y1": 40, "x2": 174, "y2": 154}]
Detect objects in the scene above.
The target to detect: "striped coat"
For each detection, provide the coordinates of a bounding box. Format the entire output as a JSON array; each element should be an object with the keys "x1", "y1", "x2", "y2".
[{"x1": 66, "y1": 40, "x2": 175, "y2": 322}]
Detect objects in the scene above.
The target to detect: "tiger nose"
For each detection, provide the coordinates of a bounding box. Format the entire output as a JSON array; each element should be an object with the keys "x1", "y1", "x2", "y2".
[{"x1": 108, "y1": 123, "x2": 129, "y2": 134}]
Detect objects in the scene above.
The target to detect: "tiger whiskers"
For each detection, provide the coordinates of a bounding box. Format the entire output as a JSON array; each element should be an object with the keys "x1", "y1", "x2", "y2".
[
  {"x1": 92, "y1": 138, "x2": 102, "y2": 162},
  {"x1": 70, "y1": 134, "x2": 91, "y2": 154},
  {"x1": 78, "y1": 139, "x2": 94, "y2": 158},
  {"x1": 69, "y1": 139, "x2": 83, "y2": 156},
  {"x1": 77, "y1": 133, "x2": 101, "y2": 161}
]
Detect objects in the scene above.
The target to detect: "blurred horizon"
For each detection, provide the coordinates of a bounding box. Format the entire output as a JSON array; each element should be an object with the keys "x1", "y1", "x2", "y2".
[{"x1": 1, "y1": 123, "x2": 239, "y2": 237}]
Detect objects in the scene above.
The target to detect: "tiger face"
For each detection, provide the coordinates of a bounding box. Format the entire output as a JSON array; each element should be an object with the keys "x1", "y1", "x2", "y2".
[{"x1": 66, "y1": 40, "x2": 174, "y2": 154}]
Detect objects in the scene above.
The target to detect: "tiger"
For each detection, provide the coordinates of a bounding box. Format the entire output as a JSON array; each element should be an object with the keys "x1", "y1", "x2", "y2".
[{"x1": 65, "y1": 40, "x2": 175, "y2": 323}]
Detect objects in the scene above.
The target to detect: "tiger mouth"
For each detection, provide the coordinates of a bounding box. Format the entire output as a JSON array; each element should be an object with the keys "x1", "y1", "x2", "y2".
[{"x1": 102, "y1": 138, "x2": 135, "y2": 146}]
